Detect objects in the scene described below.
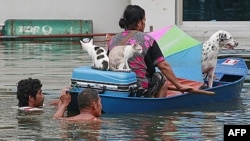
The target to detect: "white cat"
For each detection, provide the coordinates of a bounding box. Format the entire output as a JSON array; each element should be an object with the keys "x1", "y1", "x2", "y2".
[
  {"x1": 80, "y1": 38, "x2": 109, "y2": 70},
  {"x1": 109, "y1": 43, "x2": 143, "y2": 72}
]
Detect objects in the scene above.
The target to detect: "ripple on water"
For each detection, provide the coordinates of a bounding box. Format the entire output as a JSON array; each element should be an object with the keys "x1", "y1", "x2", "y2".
[{"x1": 1, "y1": 42, "x2": 250, "y2": 140}]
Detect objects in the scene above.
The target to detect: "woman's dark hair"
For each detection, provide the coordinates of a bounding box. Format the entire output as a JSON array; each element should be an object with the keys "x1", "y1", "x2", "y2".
[
  {"x1": 77, "y1": 88, "x2": 99, "y2": 109},
  {"x1": 119, "y1": 5, "x2": 145, "y2": 30},
  {"x1": 16, "y1": 78, "x2": 42, "y2": 107}
]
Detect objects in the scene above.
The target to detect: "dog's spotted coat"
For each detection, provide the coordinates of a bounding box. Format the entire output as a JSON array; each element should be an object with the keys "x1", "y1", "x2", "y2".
[{"x1": 202, "y1": 30, "x2": 239, "y2": 88}]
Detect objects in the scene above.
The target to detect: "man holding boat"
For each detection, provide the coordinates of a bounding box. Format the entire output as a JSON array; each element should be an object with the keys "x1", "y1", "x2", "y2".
[
  {"x1": 16, "y1": 78, "x2": 102, "y2": 121},
  {"x1": 53, "y1": 88, "x2": 102, "y2": 122}
]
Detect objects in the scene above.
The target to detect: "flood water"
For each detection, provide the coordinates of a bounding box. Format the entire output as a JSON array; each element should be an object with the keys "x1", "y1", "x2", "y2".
[{"x1": 0, "y1": 40, "x2": 250, "y2": 141}]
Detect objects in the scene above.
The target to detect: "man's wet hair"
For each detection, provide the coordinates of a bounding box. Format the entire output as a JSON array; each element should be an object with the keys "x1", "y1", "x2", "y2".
[
  {"x1": 77, "y1": 88, "x2": 99, "y2": 109},
  {"x1": 16, "y1": 78, "x2": 42, "y2": 107}
]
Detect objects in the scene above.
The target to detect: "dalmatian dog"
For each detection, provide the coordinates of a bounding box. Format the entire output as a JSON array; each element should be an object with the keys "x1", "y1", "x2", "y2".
[{"x1": 202, "y1": 30, "x2": 239, "y2": 88}]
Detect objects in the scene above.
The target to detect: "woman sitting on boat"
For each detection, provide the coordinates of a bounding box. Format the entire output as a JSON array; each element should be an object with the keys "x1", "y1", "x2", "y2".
[{"x1": 108, "y1": 5, "x2": 193, "y2": 98}]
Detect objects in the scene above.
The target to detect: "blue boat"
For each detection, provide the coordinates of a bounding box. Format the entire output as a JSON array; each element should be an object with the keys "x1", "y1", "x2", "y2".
[{"x1": 67, "y1": 26, "x2": 248, "y2": 113}]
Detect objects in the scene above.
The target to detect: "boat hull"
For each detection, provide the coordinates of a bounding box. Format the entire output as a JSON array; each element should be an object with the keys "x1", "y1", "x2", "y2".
[
  {"x1": 68, "y1": 57, "x2": 248, "y2": 113},
  {"x1": 99, "y1": 80, "x2": 244, "y2": 113}
]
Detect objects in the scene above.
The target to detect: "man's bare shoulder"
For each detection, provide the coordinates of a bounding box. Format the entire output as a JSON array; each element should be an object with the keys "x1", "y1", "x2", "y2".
[
  {"x1": 64, "y1": 115, "x2": 102, "y2": 123},
  {"x1": 13, "y1": 106, "x2": 44, "y2": 112}
]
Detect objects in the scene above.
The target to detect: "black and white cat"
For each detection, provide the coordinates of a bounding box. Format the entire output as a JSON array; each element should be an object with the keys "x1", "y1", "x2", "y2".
[
  {"x1": 109, "y1": 43, "x2": 143, "y2": 72},
  {"x1": 80, "y1": 38, "x2": 109, "y2": 70}
]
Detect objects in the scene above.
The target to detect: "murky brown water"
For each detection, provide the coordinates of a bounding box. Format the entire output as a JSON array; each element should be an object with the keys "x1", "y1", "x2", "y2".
[{"x1": 0, "y1": 41, "x2": 250, "y2": 140}]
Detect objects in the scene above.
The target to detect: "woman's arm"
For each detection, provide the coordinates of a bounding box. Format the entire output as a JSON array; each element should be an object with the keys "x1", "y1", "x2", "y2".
[{"x1": 157, "y1": 61, "x2": 193, "y2": 92}]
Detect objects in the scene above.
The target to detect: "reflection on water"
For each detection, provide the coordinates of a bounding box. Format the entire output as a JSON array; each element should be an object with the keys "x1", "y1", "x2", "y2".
[
  {"x1": 0, "y1": 41, "x2": 250, "y2": 140},
  {"x1": 0, "y1": 41, "x2": 91, "y2": 93}
]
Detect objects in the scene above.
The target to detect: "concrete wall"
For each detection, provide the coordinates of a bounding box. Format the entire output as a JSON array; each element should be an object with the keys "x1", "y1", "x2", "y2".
[
  {"x1": 0, "y1": 0, "x2": 130, "y2": 33},
  {"x1": 0, "y1": 0, "x2": 176, "y2": 33},
  {"x1": 131, "y1": 0, "x2": 176, "y2": 32}
]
